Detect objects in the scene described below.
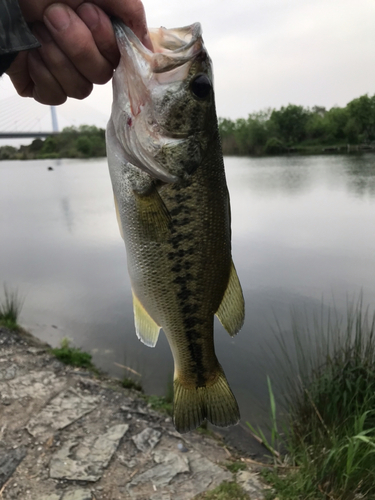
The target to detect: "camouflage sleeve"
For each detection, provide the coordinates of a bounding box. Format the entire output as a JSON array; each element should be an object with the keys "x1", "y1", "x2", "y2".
[{"x1": 0, "y1": 0, "x2": 40, "y2": 74}]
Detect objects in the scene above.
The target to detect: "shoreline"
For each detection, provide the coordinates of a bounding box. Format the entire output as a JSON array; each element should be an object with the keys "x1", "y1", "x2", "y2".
[
  {"x1": 0, "y1": 325, "x2": 267, "y2": 500},
  {"x1": 1, "y1": 147, "x2": 375, "y2": 161}
]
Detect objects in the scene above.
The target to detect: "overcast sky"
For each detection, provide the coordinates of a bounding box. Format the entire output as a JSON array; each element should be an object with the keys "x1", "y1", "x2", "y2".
[{"x1": 1, "y1": 0, "x2": 375, "y2": 129}]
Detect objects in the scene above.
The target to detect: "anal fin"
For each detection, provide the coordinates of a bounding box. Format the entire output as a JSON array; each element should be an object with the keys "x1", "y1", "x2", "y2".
[
  {"x1": 132, "y1": 291, "x2": 160, "y2": 347},
  {"x1": 215, "y1": 261, "x2": 245, "y2": 336}
]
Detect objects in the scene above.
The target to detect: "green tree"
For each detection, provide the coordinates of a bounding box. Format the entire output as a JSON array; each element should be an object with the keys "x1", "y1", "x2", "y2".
[
  {"x1": 324, "y1": 107, "x2": 349, "y2": 141},
  {"x1": 347, "y1": 94, "x2": 375, "y2": 142},
  {"x1": 41, "y1": 136, "x2": 58, "y2": 154},
  {"x1": 270, "y1": 104, "x2": 310, "y2": 144},
  {"x1": 76, "y1": 136, "x2": 93, "y2": 156}
]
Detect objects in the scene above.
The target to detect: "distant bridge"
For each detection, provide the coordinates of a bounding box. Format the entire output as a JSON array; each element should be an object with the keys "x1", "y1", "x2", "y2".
[
  {"x1": 0, "y1": 96, "x2": 59, "y2": 139},
  {"x1": 0, "y1": 131, "x2": 59, "y2": 139},
  {"x1": 0, "y1": 94, "x2": 108, "y2": 141}
]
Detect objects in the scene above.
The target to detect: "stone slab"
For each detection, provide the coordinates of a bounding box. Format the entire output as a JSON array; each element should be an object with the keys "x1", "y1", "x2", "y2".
[
  {"x1": 62, "y1": 489, "x2": 92, "y2": 500},
  {"x1": 128, "y1": 450, "x2": 189, "y2": 490},
  {"x1": 27, "y1": 387, "x2": 99, "y2": 440},
  {"x1": 0, "y1": 446, "x2": 26, "y2": 487},
  {"x1": 132, "y1": 427, "x2": 161, "y2": 453},
  {"x1": 127, "y1": 446, "x2": 232, "y2": 500},
  {"x1": 49, "y1": 424, "x2": 129, "y2": 482},
  {"x1": 0, "y1": 371, "x2": 65, "y2": 401}
]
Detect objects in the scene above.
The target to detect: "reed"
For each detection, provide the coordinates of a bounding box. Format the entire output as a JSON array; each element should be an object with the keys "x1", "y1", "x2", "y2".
[
  {"x1": 0, "y1": 285, "x2": 24, "y2": 330},
  {"x1": 249, "y1": 297, "x2": 375, "y2": 499}
]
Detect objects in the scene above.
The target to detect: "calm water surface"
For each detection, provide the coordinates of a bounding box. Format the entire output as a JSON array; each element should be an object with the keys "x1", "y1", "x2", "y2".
[{"x1": 1, "y1": 155, "x2": 375, "y2": 432}]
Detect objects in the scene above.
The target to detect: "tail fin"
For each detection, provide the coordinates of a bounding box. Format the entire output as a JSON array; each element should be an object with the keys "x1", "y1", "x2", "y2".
[{"x1": 173, "y1": 369, "x2": 240, "y2": 433}]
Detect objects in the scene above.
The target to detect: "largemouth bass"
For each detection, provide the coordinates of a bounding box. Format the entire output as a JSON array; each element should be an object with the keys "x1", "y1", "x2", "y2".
[{"x1": 106, "y1": 20, "x2": 245, "y2": 433}]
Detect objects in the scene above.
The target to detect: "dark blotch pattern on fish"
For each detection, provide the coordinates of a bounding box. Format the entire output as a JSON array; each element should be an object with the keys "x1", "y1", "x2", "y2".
[{"x1": 167, "y1": 188, "x2": 207, "y2": 387}]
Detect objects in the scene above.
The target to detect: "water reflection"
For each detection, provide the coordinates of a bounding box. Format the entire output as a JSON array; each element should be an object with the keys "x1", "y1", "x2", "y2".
[
  {"x1": 1, "y1": 155, "x2": 375, "y2": 434},
  {"x1": 342, "y1": 155, "x2": 375, "y2": 198},
  {"x1": 60, "y1": 197, "x2": 74, "y2": 233}
]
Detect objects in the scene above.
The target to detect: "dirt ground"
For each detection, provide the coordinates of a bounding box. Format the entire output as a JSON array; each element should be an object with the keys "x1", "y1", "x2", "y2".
[{"x1": 0, "y1": 326, "x2": 267, "y2": 500}]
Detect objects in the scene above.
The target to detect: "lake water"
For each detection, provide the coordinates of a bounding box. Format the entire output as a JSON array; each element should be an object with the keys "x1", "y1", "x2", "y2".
[{"x1": 1, "y1": 154, "x2": 375, "y2": 436}]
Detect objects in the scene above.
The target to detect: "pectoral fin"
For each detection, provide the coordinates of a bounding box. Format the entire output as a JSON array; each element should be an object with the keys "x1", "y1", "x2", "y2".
[
  {"x1": 132, "y1": 291, "x2": 161, "y2": 347},
  {"x1": 215, "y1": 261, "x2": 245, "y2": 336},
  {"x1": 133, "y1": 184, "x2": 172, "y2": 241}
]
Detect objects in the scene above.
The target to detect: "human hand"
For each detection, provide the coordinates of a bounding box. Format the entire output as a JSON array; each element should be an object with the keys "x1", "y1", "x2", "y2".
[{"x1": 6, "y1": 0, "x2": 152, "y2": 105}]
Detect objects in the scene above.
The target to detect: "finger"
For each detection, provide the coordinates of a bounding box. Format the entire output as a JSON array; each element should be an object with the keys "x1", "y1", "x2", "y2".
[
  {"x1": 6, "y1": 51, "x2": 34, "y2": 98},
  {"x1": 27, "y1": 50, "x2": 67, "y2": 105},
  {"x1": 93, "y1": 0, "x2": 153, "y2": 51},
  {"x1": 77, "y1": 3, "x2": 119, "y2": 68},
  {"x1": 43, "y1": 3, "x2": 114, "y2": 84},
  {"x1": 33, "y1": 22, "x2": 93, "y2": 100}
]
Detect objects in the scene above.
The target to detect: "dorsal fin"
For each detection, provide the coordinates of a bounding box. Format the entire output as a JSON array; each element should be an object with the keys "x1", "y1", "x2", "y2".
[
  {"x1": 215, "y1": 261, "x2": 245, "y2": 336},
  {"x1": 132, "y1": 291, "x2": 161, "y2": 347}
]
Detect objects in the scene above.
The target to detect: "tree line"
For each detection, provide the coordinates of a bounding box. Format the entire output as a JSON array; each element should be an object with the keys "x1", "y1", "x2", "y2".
[
  {"x1": 1, "y1": 93, "x2": 375, "y2": 160},
  {"x1": 0, "y1": 125, "x2": 106, "y2": 160},
  {"x1": 218, "y1": 93, "x2": 375, "y2": 155}
]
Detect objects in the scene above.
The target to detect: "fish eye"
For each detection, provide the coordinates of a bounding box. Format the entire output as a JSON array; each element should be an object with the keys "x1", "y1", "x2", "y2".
[{"x1": 190, "y1": 74, "x2": 212, "y2": 99}]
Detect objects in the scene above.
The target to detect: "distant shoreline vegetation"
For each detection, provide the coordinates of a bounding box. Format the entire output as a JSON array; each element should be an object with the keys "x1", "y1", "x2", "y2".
[
  {"x1": 0, "y1": 125, "x2": 106, "y2": 160},
  {"x1": 1, "y1": 93, "x2": 375, "y2": 160},
  {"x1": 219, "y1": 93, "x2": 375, "y2": 156}
]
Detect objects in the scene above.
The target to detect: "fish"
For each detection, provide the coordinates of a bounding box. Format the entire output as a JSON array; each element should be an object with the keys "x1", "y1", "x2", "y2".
[{"x1": 106, "y1": 20, "x2": 245, "y2": 433}]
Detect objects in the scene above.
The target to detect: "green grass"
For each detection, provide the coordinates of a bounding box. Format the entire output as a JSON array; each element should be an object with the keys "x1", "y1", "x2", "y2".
[
  {"x1": 51, "y1": 338, "x2": 94, "y2": 368},
  {"x1": 0, "y1": 285, "x2": 23, "y2": 330},
  {"x1": 122, "y1": 376, "x2": 143, "y2": 392},
  {"x1": 249, "y1": 298, "x2": 375, "y2": 499},
  {"x1": 225, "y1": 461, "x2": 247, "y2": 474},
  {"x1": 193, "y1": 481, "x2": 248, "y2": 500},
  {"x1": 146, "y1": 394, "x2": 173, "y2": 414},
  {"x1": 144, "y1": 376, "x2": 174, "y2": 414}
]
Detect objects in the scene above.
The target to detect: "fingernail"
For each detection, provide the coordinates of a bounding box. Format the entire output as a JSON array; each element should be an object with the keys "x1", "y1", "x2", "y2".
[
  {"x1": 78, "y1": 4, "x2": 100, "y2": 31},
  {"x1": 33, "y1": 22, "x2": 52, "y2": 43},
  {"x1": 44, "y1": 4, "x2": 71, "y2": 31}
]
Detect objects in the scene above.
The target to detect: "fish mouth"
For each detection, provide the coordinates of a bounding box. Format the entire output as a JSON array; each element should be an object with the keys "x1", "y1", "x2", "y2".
[
  {"x1": 113, "y1": 20, "x2": 204, "y2": 75},
  {"x1": 112, "y1": 20, "x2": 207, "y2": 115},
  {"x1": 110, "y1": 21, "x2": 209, "y2": 184}
]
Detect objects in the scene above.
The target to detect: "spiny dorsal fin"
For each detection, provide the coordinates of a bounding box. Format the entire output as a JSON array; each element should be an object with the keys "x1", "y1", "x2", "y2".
[
  {"x1": 132, "y1": 291, "x2": 161, "y2": 347},
  {"x1": 133, "y1": 184, "x2": 172, "y2": 241},
  {"x1": 114, "y1": 194, "x2": 124, "y2": 240},
  {"x1": 215, "y1": 261, "x2": 245, "y2": 336}
]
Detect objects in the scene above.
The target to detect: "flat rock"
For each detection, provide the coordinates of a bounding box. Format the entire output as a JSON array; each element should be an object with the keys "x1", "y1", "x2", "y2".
[
  {"x1": 0, "y1": 364, "x2": 17, "y2": 381},
  {"x1": 40, "y1": 495, "x2": 62, "y2": 500},
  {"x1": 62, "y1": 489, "x2": 92, "y2": 500},
  {"x1": 0, "y1": 371, "x2": 65, "y2": 401},
  {"x1": 128, "y1": 450, "x2": 189, "y2": 491},
  {"x1": 170, "y1": 450, "x2": 232, "y2": 500},
  {"x1": 132, "y1": 427, "x2": 161, "y2": 453},
  {"x1": 237, "y1": 470, "x2": 266, "y2": 499},
  {"x1": 49, "y1": 424, "x2": 129, "y2": 481},
  {"x1": 0, "y1": 446, "x2": 26, "y2": 487},
  {"x1": 128, "y1": 446, "x2": 231, "y2": 500},
  {"x1": 27, "y1": 387, "x2": 99, "y2": 440}
]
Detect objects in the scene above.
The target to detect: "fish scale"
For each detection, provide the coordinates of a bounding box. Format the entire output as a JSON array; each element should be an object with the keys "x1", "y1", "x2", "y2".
[{"x1": 107, "y1": 20, "x2": 245, "y2": 433}]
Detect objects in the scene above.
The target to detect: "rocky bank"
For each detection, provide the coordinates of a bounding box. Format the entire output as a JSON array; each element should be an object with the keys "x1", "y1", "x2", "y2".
[{"x1": 0, "y1": 326, "x2": 267, "y2": 500}]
